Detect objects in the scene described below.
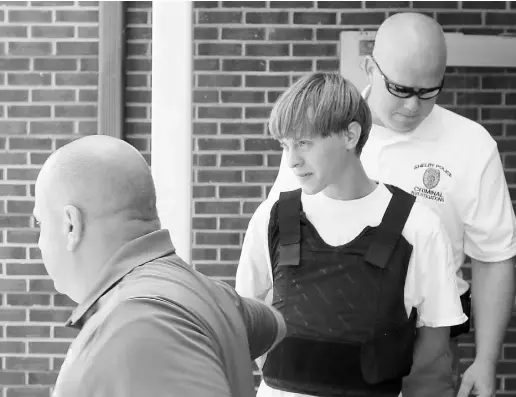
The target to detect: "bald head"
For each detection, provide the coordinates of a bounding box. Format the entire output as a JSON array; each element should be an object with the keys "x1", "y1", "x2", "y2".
[
  {"x1": 373, "y1": 12, "x2": 447, "y2": 87},
  {"x1": 37, "y1": 135, "x2": 158, "y2": 223}
]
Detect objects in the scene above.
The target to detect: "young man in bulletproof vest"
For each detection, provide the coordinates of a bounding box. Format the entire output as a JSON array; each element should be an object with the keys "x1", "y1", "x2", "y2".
[{"x1": 235, "y1": 72, "x2": 468, "y2": 397}]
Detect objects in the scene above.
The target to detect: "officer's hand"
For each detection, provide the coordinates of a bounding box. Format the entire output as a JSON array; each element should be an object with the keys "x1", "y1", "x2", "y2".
[{"x1": 456, "y1": 359, "x2": 496, "y2": 397}]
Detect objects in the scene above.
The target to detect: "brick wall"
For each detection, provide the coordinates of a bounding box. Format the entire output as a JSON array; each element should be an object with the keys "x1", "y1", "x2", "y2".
[
  {"x1": 0, "y1": 1, "x2": 152, "y2": 395},
  {"x1": 191, "y1": 1, "x2": 516, "y2": 394}
]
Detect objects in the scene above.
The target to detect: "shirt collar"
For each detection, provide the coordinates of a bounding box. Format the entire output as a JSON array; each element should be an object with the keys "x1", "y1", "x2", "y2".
[{"x1": 66, "y1": 229, "x2": 176, "y2": 329}]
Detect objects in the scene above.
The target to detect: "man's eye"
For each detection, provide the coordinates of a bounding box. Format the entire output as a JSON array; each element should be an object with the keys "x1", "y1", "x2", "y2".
[
  {"x1": 392, "y1": 84, "x2": 411, "y2": 93},
  {"x1": 298, "y1": 141, "x2": 310, "y2": 147}
]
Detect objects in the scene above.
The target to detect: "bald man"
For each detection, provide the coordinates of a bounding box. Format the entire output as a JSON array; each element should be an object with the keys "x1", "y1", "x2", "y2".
[
  {"x1": 269, "y1": 12, "x2": 516, "y2": 397},
  {"x1": 34, "y1": 135, "x2": 286, "y2": 397}
]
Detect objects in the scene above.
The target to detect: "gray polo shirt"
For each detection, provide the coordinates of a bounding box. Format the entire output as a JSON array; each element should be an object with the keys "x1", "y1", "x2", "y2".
[{"x1": 52, "y1": 229, "x2": 285, "y2": 397}]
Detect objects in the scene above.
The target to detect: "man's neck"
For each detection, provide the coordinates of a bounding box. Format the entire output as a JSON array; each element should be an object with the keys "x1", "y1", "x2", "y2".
[{"x1": 323, "y1": 159, "x2": 377, "y2": 201}]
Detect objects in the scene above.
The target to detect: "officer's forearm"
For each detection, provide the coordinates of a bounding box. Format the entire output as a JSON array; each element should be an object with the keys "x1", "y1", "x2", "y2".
[
  {"x1": 409, "y1": 326, "x2": 449, "y2": 374},
  {"x1": 472, "y1": 257, "x2": 515, "y2": 365}
]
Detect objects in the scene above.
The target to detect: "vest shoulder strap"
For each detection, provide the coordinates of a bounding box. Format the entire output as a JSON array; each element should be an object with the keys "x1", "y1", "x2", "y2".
[{"x1": 277, "y1": 189, "x2": 302, "y2": 267}]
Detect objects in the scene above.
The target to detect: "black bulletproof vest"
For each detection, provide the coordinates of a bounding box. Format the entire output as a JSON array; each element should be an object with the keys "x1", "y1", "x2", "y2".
[{"x1": 262, "y1": 185, "x2": 418, "y2": 397}]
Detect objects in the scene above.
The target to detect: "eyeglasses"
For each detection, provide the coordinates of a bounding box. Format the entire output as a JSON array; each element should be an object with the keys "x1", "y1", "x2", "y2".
[{"x1": 371, "y1": 56, "x2": 444, "y2": 100}]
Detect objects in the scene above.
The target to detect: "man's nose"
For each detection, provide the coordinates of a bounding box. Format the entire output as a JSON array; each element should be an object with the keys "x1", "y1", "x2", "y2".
[
  {"x1": 404, "y1": 95, "x2": 421, "y2": 113},
  {"x1": 286, "y1": 148, "x2": 302, "y2": 169}
]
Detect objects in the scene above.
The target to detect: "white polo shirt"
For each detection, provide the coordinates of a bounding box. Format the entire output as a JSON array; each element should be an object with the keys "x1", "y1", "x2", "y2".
[
  {"x1": 268, "y1": 104, "x2": 516, "y2": 296},
  {"x1": 236, "y1": 183, "x2": 467, "y2": 397}
]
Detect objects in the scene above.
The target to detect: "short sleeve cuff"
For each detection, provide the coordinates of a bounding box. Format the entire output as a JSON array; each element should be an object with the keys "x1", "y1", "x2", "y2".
[{"x1": 417, "y1": 313, "x2": 468, "y2": 328}]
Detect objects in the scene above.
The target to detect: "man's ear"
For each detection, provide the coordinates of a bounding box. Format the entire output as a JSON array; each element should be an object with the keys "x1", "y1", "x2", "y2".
[
  {"x1": 63, "y1": 205, "x2": 83, "y2": 252},
  {"x1": 345, "y1": 121, "x2": 362, "y2": 151},
  {"x1": 364, "y1": 55, "x2": 375, "y2": 84}
]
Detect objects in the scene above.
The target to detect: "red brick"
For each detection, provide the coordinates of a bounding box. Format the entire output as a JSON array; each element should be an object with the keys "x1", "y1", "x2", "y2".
[
  {"x1": 0, "y1": 185, "x2": 26, "y2": 196},
  {"x1": 80, "y1": 58, "x2": 98, "y2": 72},
  {"x1": 196, "y1": 232, "x2": 240, "y2": 246},
  {"x1": 32, "y1": 89, "x2": 76, "y2": 102},
  {"x1": 0, "y1": 246, "x2": 27, "y2": 259},
  {"x1": 198, "y1": 43, "x2": 242, "y2": 56},
  {"x1": 193, "y1": 184, "x2": 217, "y2": 196},
  {"x1": 220, "y1": 248, "x2": 241, "y2": 261},
  {"x1": 78, "y1": 26, "x2": 98, "y2": 38},
  {"x1": 198, "y1": 138, "x2": 241, "y2": 151},
  {"x1": 221, "y1": 154, "x2": 264, "y2": 166},
  {"x1": 317, "y1": 59, "x2": 339, "y2": 71},
  {"x1": 483, "y1": 123, "x2": 503, "y2": 137},
  {"x1": 8, "y1": 106, "x2": 50, "y2": 118},
  {"x1": 219, "y1": 186, "x2": 262, "y2": 199},
  {"x1": 52, "y1": 358, "x2": 64, "y2": 371},
  {"x1": 7, "y1": 168, "x2": 40, "y2": 181},
  {"x1": 125, "y1": 89, "x2": 150, "y2": 103},
  {"x1": 6, "y1": 326, "x2": 50, "y2": 338},
  {"x1": 498, "y1": 139, "x2": 516, "y2": 153},
  {"x1": 126, "y1": 26, "x2": 151, "y2": 40},
  {"x1": 267, "y1": 153, "x2": 282, "y2": 166},
  {"x1": 8, "y1": 10, "x2": 52, "y2": 23},
  {"x1": 194, "y1": 59, "x2": 220, "y2": 72},
  {"x1": 53, "y1": 326, "x2": 78, "y2": 338},
  {"x1": 199, "y1": 11, "x2": 242, "y2": 24},
  {"x1": 294, "y1": 12, "x2": 337, "y2": 24},
  {"x1": 246, "y1": 11, "x2": 289, "y2": 24},
  {"x1": 413, "y1": 1, "x2": 459, "y2": 8},
  {"x1": 126, "y1": 74, "x2": 149, "y2": 87},
  {"x1": 29, "y1": 248, "x2": 42, "y2": 260},
  {"x1": 192, "y1": 248, "x2": 218, "y2": 260},
  {"x1": 32, "y1": 0, "x2": 75, "y2": 4},
  {"x1": 194, "y1": 1, "x2": 219, "y2": 7},
  {"x1": 8, "y1": 294, "x2": 50, "y2": 306},
  {"x1": 221, "y1": 27, "x2": 265, "y2": 40},
  {"x1": 55, "y1": 105, "x2": 96, "y2": 118},
  {"x1": 223, "y1": 59, "x2": 266, "y2": 72},
  {"x1": 195, "y1": 264, "x2": 236, "y2": 278},
  {"x1": 0, "y1": 152, "x2": 27, "y2": 165},
  {"x1": 55, "y1": 72, "x2": 97, "y2": 86},
  {"x1": 33, "y1": 58, "x2": 77, "y2": 72},
  {"x1": 268, "y1": 27, "x2": 313, "y2": 40},
  {"x1": 446, "y1": 107, "x2": 478, "y2": 121},
  {"x1": 126, "y1": 58, "x2": 150, "y2": 72},
  {"x1": 127, "y1": 43, "x2": 150, "y2": 56},
  {"x1": 28, "y1": 341, "x2": 70, "y2": 355},
  {"x1": 5, "y1": 357, "x2": 50, "y2": 372},
  {"x1": 79, "y1": 89, "x2": 97, "y2": 102},
  {"x1": 6, "y1": 200, "x2": 33, "y2": 214},
  {"x1": 243, "y1": 201, "x2": 262, "y2": 214},
  {"x1": 127, "y1": 10, "x2": 149, "y2": 24},
  {"x1": 0, "y1": 342, "x2": 25, "y2": 354},
  {"x1": 245, "y1": 170, "x2": 279, "y2": 183},
  {"x1": 0, "y1": 278, "x2": 26, "y2": 291},
  {"x1": 198, "y1": 74, "x2": 242, "y2": 87},
  {"x1": 194, "y1": 90, "x2": 219, "y2": 103},
  {"x1": 465, "y1": 1, "x2": 506, "y2": 9},
  {"x1": 0, "y1": 309, "x2": 26, "y2": 322},
  {"x1": 56, "y1": 41, "x2": 98, "y2": 55},
  {"x1": 197, "y1": 170, "x2": 243, "y2": 183},
  {"x1": 482, "y1": 108, "x2": 516, "y2": 121},
  {"x1": 195, "y1": 201, "x2": 240, "y2": 215},
  {"x1": 340, "y1": 12, "x2": 385, "y2": 25},
  {"x1": 192, "y1": 217, "x2": 217, "y2": 230},
  {"x1": 194, "y1": 27, "x2": 219, "y2": 40},
  {"x1": 270, "y1": 60, "x2": 313, "y2": 72},
  {"x1": 437, "y1": 12, "x2": 482, "y2": 26},
  {"x1": 31, "y1": 26, "x2": 75, "y2": 38},
  {"x1": 8, "y1": 42, "x2": 52, "y2": 56},
  {"x1": 0, "y1": 372, "x2": 25, "y2": 385},
  {"x1": 9, "y1": 138, "x2": 52, "y2": 150},
  {"x1": 125, "y1": 122, "x2": 149, "y2": 135},
  {"x1": 198, "y1": 106, "x2": 242, "y2": 119},
  {"x1": 29, "y1": 279, "x2": 54, "y2": 293},
  {"x1": 222, "y1": 1, "x2": 266, "y2": 6},
  {"x1": 293, "y1": 44, "x2": 337, "y2": 57},
  {"x1": 0, "y1": 89, "x2": 28, "y2": 102},
  {"x1": 316, "y1": 28, "x2": 344, "y2": 41},
  {"x1": 29, "y1": 153, "x2": 51, "y2": 165},
  {"x1": 126, "y1": 105, "x2": 147, "y2": 118},
  {"x1": 0, "y1": 59, "x2": 30, "y2": 71},
  {"x1": 245, "y1": 75, "x2": 289, "y2": 88},
  {"x1": 0, "y1": 26, "x2": 24, "y2": 38},
  {"x1": 55, "y1": 10, "x2": 98, "y2": 22},
  {"x1": 53, "y1": 294, "x2": 75, "y2": 307},
  {"x1": 316, "y1": 1, "x2": 362, "y2": 8},
  {"x1": 222, "y1": 91, "x2": 264, "y2": 104},
  {"x1": 8, "y1": 73, "x2": 51, "y2": 86},
  {"x1": 219, "y1": 216, "x2": 252, "y2": 230},
  {"x1": 28, "y1": 372, "x2": 58, "y2": 386},
  {"x1": 246, "y1": 43, "x2": 289, "y2": 57},
  {"x1": 29, "y1": 309, "x2": 71, "y2": 323},
  {"x1": 221, "y1": 123, "x2": 264, "y2": 135},
  {"x1": 6, "y1": 263, "x2": 47, "y2": 276},
  {"x1": 78, "y1": 121, "x2": 97, "y2": 135}
]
